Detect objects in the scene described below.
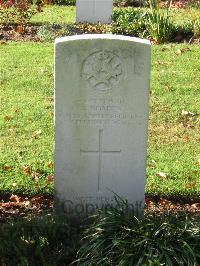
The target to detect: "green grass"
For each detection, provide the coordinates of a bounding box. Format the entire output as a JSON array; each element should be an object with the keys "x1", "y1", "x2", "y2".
[
  {"x1": 0, "y1": 42, "x2": 199, "y2": 198},
  {"x1": 0, "y1": 215, "x2": 80, "y2": 265},
  {"x1": 1, "y1": 209, "x2": 200, "y2": 265},
  {"x1": 147, "y1": 44, "x2": 200, "y2": 197},
  {"x1": 171, "y1": 7, "x2": 200, "y2": 25},
  {"x1": 30, "y1": 5, "x2": 75, "y2": 24},
  {"x1": 29, "y1": 5, "x2": 200, "y2": 26},
  {"x1": 0, "y1": 43, "x2": 54, "y2": 196}
]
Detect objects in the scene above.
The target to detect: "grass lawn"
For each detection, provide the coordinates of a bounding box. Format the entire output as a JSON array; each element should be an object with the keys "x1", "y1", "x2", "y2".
[
  {"x1": 30, "y1": 5, "x2": 200, "y2": 25},
  {"x1": 0, "y1": 42, "x2": 199, "y2": 198},
  {"x1": 30, "y1": 5, "x2": 75, "y2": 24},
  {"x1": 171, "y1": 7, "x2": 200, "y2": 25},
  {"x1": 0, "y1": 4, "x2": 200, "y2": 265}
]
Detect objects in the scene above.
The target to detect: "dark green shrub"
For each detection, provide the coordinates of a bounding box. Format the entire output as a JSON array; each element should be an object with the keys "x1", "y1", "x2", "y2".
[
  {"x1": 192, "y1": 18, "x2": 200, "y2": 37},
  {"x1": 171, "y1": 22, "x2": 194, "y2": 42},
  {"x1": 0, "y1": 216, "x2": 80, "y2": 266},
  {"x1": 175, "y1": 18, "x2": 200, "y2": 42},
  {"x1": 37, "y1": 24, "x2": 55, "y2": 42},
  {"x1": 112, "y1": 8, "x2": 148, "y2": 37},
  {"x1": 146, "y1": 0, "x2": 176, "y2": 43},
  {"x1": 77, "y1": 198, "x2": 200, "y2": 265},
  {"x1": 112, "y1": 1, "x2": 177, "y2": 43},
  {"x1": 146, "y1": 10, "x2": 175, "y2": 43}
]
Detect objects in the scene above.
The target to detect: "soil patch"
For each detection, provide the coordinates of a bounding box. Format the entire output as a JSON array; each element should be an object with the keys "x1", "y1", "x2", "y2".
[
  {"x1": 0, "y1": 24, "x2": 41, "y2": 42},
  {"x1": 1, "y1": 193, "x2": 200, "y2": 221},
  {"x1": 0, "y1": 23, "x2": 199, "y2": 44},
  {"x1": 160, "y1": 0, "x2": 190, "y2": 8}
]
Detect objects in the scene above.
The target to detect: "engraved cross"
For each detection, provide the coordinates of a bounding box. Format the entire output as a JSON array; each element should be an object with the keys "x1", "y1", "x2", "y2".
[{"x1": 80, "y1": 129, "x2": 121, "y2": 192}]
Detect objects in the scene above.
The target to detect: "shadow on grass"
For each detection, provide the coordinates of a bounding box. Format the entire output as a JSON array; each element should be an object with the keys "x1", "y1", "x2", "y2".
[
  {"x1": 1, "y1": 210, "x2": 200, "y2": 266},
  {"x1": 0, "y1": 215, "x2": 80, "y2": 266}
]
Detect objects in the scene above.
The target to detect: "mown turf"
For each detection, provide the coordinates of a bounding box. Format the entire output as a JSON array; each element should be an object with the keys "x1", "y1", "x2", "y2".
[
  {"x1": 0, "y1": 43, "x2": 54, "y2": 196},
  {"x1": 29, "y1": 5, "x2": 200, "y2": 26},
  {"x1": 0, "y1": 42, "x2": 199, "y2": 197},
  {"x1": 147, "y1": 44, "x2": 200, "y2": 197},
  {"x1": 30, "y1": 6, "x2": 75, "y2": 24},
  {"x1": 171, "y1": 7, "x2": 200, "y2": 25}
]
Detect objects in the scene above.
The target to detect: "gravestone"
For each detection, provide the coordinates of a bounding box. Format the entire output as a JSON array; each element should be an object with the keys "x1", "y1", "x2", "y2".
[
  {"x1": 76, "y1": 0, "x2": 113, "y2": 24},
  {"x1": 54, "y1": 34, "x2": 151, "y2": 217}
]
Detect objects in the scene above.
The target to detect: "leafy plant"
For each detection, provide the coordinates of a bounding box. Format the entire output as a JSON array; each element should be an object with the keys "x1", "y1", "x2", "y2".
[
  {"x1": 147, "y1": 0, "x2": 175, "y2": 43},
  {"x1": 111, "y1": 5, "x2": 176, "y2": 42},
  {"x1": 192, "y1": 17, "x2": 200, "y2": 37},
  {"x1": 187, "y1": 0, "x2": 200, "y2": 9},
  {"x1": 172, "y1": 21, "x2": 194, "y2": 42},
  {"x1": 0, "y1": 215, "x2": 80, "y2": 266},
  {"x1": 0, "y1": 0, "x2": 36, "y2": 29},
  {"x1": 77, "y1": 197, "x2": 200, "y2": 265},
  {"x1": 37, "y1": 25, "x2": 54, "y2": 42},
  {"x1": 112, "y1": 8, "x2": 148, "y2": 37}
]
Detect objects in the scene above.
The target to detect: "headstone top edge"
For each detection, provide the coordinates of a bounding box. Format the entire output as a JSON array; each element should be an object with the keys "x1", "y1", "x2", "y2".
[{"x1": 55, "y1": 34, "x2": 151, "y2": 46}]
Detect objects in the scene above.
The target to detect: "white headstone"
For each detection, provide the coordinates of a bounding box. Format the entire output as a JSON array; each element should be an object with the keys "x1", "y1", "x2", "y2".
[
  {"x1": 54, "y1": 35, "x2": 151, "y2": 217},
  {"x1": 76, "y1": 0, "x2": 113, "y2": 24}
]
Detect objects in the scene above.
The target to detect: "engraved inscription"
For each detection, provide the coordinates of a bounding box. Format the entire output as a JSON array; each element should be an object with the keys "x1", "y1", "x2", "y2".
[
  {"x1": 80, "y1": 129, "x2": 121, "y2": 192},
  {"x1": 74, "y1": 196, "x2": 112, "y2": 202},
  {"x1": 76, "y1": 97, "x2": 124, "y2": 105},
  {"x1": 77, "y1": 97, "x2": 123, "y2": 112},
  {"x1": 82, "y1": 51, "x2": 122, "y2": 91},
  {"x1": 65, "y1": 112, "x2": 138, "y2": 126}
]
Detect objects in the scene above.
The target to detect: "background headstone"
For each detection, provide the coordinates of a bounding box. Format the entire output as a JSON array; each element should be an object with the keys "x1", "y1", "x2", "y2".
[
  {"x1": 76, "y1": 0, "x2": 113, "y2": 24},
  {"x1": 54, "y1": 35, "x2": 151, "y2": 217}
]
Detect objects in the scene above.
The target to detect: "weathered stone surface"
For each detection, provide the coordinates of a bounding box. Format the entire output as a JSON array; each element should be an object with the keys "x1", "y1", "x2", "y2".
[
  {"x1": 76, "y1": 0, "x2": 113, "y2": 24},
  {"x1": 54, "y1": 35, "x2": 151, "y2": 216}
]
